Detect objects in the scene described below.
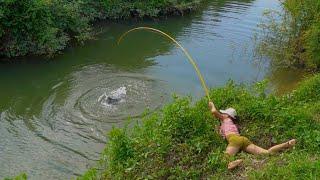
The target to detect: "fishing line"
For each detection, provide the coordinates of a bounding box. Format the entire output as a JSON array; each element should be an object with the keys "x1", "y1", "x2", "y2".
[{"x1": 118, "y1": 27, "x2": 211, "y2": 101}]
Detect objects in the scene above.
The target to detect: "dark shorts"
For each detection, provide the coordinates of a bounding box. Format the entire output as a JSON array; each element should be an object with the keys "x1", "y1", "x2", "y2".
[{"x1": 226, "y1": 134, "x2": 252, "y2": 150}]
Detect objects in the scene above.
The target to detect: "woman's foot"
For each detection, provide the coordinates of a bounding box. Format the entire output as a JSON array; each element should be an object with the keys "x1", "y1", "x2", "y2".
[
  {"x1": 227, "y1": 159, "x2": 243, "y2": 170},
  {"x1": 286, "y1": 139, "x2": 296, "y2": 149}
]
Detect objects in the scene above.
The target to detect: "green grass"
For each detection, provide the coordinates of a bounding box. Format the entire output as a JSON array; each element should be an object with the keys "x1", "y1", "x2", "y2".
[
  {"x1": 248, "y1": 152, "x2": 320, "y2": 180},
  {"x1": 4, "y1": 173, "x2": 27, "y2": 180},
  {"x1": 78, "y1": 74, "x2": 320, "y2": 179}
]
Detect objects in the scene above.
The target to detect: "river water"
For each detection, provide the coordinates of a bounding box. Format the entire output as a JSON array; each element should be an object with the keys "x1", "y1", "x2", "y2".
[{"x1": 0, "y1": 0, "x2": 306, "y2": 179}]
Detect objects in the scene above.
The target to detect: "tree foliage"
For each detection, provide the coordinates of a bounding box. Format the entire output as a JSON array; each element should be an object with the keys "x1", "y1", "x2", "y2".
[
  {"x1": 256, "y1": 0, "x2": 320, "y2": 70},
  {"x1": 0, "y1": 0, "x2": 104, "y2": 57},
  {"x1": 0, "y1": 0, "x2": 200, "y2": 58}
]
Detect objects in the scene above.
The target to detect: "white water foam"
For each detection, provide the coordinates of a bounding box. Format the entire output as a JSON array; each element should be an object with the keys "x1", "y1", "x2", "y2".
[{"x1": 98, "y1": 86, "x2": 127, "y2": 107}]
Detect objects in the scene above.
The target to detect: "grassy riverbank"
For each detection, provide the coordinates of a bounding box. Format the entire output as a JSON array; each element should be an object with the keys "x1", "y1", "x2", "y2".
[
  {"x1": 78, "y1": 74, "x2": 320, "y2": 179},
  {"x1": 257, "y1": 0, "x2": 320, "y2": 70},
  {"x1": 0, "y1": 0, "x2": 201, "y2": 58}
]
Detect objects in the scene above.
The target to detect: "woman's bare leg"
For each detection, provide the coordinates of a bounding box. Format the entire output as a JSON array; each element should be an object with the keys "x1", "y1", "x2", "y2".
[
  {"x1": 225, "y1": 145, "x2": 243, "y2": 170},
  {"x1": 244, "y1": 144, "x2": 269, "y2": 155},
  {"x1": 268, "y1": 139, "x2": 296, "y2": 154},
  {"x1": 245, "y1": 139, "x2": 296, "y2": 155},
  {"x1": 226, "y1": 145, "x2": 240, "y2": 156}
]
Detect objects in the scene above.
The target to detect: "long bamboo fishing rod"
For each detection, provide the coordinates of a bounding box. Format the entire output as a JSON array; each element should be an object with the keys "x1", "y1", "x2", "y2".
[{"x1": 118, "y1": 27, "x2": 211, "y2": 102}]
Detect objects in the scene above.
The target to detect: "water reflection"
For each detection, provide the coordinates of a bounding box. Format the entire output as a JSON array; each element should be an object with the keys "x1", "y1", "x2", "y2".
[{"x1": 268, "y1": 67, "x2": 309, "y2": 95}]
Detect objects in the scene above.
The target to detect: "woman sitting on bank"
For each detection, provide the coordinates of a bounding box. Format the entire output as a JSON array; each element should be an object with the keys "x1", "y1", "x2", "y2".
[{"x1": 208, "y1": 101, "x2": 296, "y2": 170}]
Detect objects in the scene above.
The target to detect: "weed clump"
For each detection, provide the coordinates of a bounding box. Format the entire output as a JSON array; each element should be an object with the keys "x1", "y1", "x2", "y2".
[{"x1": 4, "y1": 173, "x2": 27, "y2": 180}]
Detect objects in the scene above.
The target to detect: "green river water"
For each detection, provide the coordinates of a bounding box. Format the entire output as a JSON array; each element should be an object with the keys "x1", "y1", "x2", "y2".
[{"x1": 0, "y1": 0, "x2": 306, "y2": 179}]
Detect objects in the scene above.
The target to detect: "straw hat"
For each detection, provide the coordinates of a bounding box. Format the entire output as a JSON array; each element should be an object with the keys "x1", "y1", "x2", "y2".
[{"x1": 220, "y1": 108, "x2": 237, "y2": 119}]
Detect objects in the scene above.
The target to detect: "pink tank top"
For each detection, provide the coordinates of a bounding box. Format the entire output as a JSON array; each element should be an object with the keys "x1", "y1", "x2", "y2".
[{"x1": 220, "y1": 118, "x2": 239, "y2": 138}]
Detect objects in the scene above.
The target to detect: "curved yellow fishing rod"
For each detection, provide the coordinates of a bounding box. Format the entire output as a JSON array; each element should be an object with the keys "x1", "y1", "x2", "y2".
[{"x1": 118, "y1": 27, "x2": 211, "y2": 101}]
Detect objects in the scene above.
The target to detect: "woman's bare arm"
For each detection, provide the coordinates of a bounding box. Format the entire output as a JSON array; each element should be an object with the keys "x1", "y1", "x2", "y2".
[{"x1": 208, "y1": 102, "x2": 224, "y2": 121}]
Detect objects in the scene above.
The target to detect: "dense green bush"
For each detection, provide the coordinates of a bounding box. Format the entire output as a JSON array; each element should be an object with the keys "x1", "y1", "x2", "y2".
[
  {"x1": 256, "y1": 0, "x2": 320, "y2": 70},
  {"x1": 103, "y1": 0, "x2": 200, "y2": 19},
  {"x1": 0, "y1": 0, "x2": 104, "y2": 57},
  {"x1": 0, "y1": 0, "x2": 200, "y2": 58},
  {"x1": 79, "y1": 74, "x2": 320, "y2": 179}
]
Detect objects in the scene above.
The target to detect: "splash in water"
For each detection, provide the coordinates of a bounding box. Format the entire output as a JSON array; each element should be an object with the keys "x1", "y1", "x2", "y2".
[{"x1": 98, "y1": 86, "x2": 127, "y2": 106}]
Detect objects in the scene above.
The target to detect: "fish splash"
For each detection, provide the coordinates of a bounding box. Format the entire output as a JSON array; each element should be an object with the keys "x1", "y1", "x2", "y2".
[{"x1": 98, "y1": 87, "x2": 127, "y2": 106}]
